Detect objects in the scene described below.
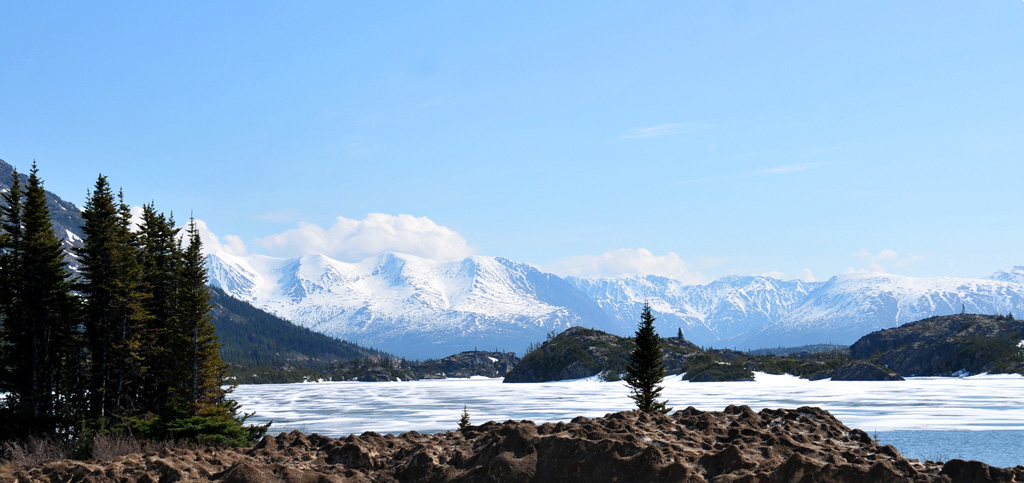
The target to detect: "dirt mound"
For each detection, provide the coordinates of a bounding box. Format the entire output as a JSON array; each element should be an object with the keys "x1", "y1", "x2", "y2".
[{"x1": 3, "y1": 406, "x2": 1020, "y2": 482}]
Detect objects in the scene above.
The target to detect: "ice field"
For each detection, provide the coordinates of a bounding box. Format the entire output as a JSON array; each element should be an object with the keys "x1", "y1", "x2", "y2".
[{"x1": 232, "y1": 372, "x2": 1024, "y2": 467}]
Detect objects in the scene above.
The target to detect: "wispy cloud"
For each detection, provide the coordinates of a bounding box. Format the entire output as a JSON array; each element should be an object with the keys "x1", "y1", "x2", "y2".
[
  {"x1": 853, "y1": 248, "x2": 927, "y2": 272},
  {"x1": 751, "y1": 162, "x2": 827, "y2": 175},
  {"x1": 619, "y1": 122, "x2": 713, "y2": 140},
  {"x1": 547, "y1": 248, "x2": 710, "y2": 284}
]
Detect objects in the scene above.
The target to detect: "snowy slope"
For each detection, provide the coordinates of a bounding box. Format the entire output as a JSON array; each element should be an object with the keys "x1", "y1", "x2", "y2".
[
  {"x1": 759, "y1": 271, "x2": 1024, "y2": 347},
  {"x1": 206, "y1": 252, "x2": 615, "y2": 358},
  {"x1": 566, "y1": 275, "x2": 821, "y2": 348},
  {"x1": 209, "y1": 248, "x2": 1024, "y2": 357},
  {"x1": 988, "y1": 266, "x2": 1024, "y2": 284}
]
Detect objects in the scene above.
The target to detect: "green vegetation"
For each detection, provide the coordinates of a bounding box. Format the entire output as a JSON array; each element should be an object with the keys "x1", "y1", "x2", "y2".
[
  {"x1": 458, "y1": 405, "x2": 470, "y2": 430},
  {"x1": 209, "y1": 286, "x2": 393, "y2": 383},
  {"x1": 683, "y1": 353, "x2": 753, "y2": 382},
  {"x1": 751, "y1": 350, "x2": 851, "y2": 379},
  {"x1": 625, "y1": 302, "x2": 670, "y2": 414},
  {"x1": 511, "y1": 327, "x2": 632, "y2": 382},
  {"x1": 211, "y1": 293, "x2": 518, "y2": 383},
  {"x1": 0, "y1": 165, "x2": 265, "y2": 451},
  {"x1": 950, "y1": 336, "x2": 1024, "y2": 375}
]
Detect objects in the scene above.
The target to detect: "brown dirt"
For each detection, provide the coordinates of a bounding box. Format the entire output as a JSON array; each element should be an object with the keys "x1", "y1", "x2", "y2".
[{"x1": 2, "y1": 406, "x2": 1021, "y2": 482}]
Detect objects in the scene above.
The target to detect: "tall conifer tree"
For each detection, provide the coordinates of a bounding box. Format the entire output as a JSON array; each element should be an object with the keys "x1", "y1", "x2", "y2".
[
  {"x1": 175, "y1": 217, "x2": 228, "y2": 412},
  {"x1": 77, "y1": 176, "x2": 150, "y2": 420},
  {"x1": 625, "y1": 302, "x2": 671, "y2": 414},
  {"x1": 137, "y1": 203, "x2": 180, "y2": 412},
  {"x1": 0, "y1": 164, "x2": 81, "y2": 437}
]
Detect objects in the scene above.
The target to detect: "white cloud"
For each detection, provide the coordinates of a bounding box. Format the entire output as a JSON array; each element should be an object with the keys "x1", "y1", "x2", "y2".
[
  {"x1": 254, "y1": 213, "x2": 473, "y2": 262},
  {"x1": 548, "y1": 248, "x2": 709, "y2": 284},
  {"x1": 797, "y1": 268, "x2": 817, "y2": 282},
  {"x1": 758, "y1": 270, "x2": 788, "y2": 280},
  {"x1": 127, "y1": 205, "x2": 145, "y2": 232},
  {"x1": 191, "y1": 218, "x2": 248, "y2": 256},
  {"x1": 854, "y1": 248, "x2": 925, "y2": 272}
]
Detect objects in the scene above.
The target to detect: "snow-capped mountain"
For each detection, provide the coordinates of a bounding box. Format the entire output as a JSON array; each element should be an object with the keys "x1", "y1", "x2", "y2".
[
  {"x1": 988, "y1": 266, "x2": 1024, "y2": 284},
  {"x1": 206, "y1": 251, "x2": 615, "y2": 359},
  {"x1": 208, "y1": 248, "x2": 1024, "y2": 357},
  {"x1": 760, "y1": 271, "x2": 1024, "y2": 347},
  {"x1": 566, "y1": 275, "x2": 821, "y2": 347}
]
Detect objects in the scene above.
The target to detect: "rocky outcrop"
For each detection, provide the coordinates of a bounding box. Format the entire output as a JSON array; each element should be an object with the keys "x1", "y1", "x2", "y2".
[
  {"x1": 830, "y1": 361, "x2": 904, "y2": 381},
  {"x1": 4, "y1": 406, "x2": 1020, "y2": 482},
  {"x1": 504, "y1": 327, "x2": 709, "y2": 383},
  {"x1": 850, "y1": 314, "x2": 1024, "y2": 376},
  {"x1": 416, "y1": 351, "x2": 519, "y2": 379}
]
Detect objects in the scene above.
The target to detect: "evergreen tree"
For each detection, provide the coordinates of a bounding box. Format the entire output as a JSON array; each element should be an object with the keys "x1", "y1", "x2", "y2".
[
  {"x1": 136, "y1": 203, "x2": 180, "y2": 412},
  {"x1": 0, "y1": 171, "x2": 24, "y2": 394},
  {"x1": 624, "y1": 302, "x2": 671, "y2": 414},
  {"x1": 458, "y1": 404, "x2": 470, "y2": 430},
  {"x1": 77, "y1": 176, "x2": 150, "y2": 420},
  {"x1": 174, "y1": 217, "x2": 228, "y2": 413},
  {"x1": 0, "y1": 163, "x2": 81, "y2": 438}
]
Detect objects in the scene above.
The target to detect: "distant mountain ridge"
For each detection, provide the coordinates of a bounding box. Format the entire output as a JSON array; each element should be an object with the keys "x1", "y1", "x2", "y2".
[
  {"x1": 5, "y1": 157, "x2": 1024, "y2": 361},
  {"x1": 207, "y1": 250, "x2": 1024, "y2": 358},
  {"x1": 566, "y1": 275, "x2": 821, "y2": 347},
  {"x1": 206, "y1": 251, "x2": 615, "y2": 359}
]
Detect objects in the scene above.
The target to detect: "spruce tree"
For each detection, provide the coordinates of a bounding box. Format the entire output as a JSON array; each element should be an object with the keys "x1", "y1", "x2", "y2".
[
  {"x1": 137, "y1": 203, "x2": 181, "y2": 412},
  {"x1": 174, "y1": 217, "x2": 228, "y2": 413},
  {"x1": 0, "y1": 164, "x2": 81, "y2": 438},
  {"x1": 458, "y1": 404, "x2": 470, "y2": 430},
  {"x1": 77, "y1": 176, "x2": 150, "y2": 420},
  {"x1": 0, "y1": 171, "x2": 24, "y2": 396},
  {"x1": 624, "y1": 302, "x2": 671, "y2": 414}
]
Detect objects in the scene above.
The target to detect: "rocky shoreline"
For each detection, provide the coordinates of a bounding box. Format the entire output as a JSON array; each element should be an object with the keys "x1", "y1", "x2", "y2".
[{"x1": 4, "y1": 406, "x2": 1021, "y2": 482}]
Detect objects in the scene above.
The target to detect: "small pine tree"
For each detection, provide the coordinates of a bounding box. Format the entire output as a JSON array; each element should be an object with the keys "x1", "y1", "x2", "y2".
[
  {"x1": 677, "y1": 327, "x2": 683, "y2": 339},
  {"x1": 625, "y1": 302, "x2": 671, "y2": 414},
  {"x1": 458, "y1": 404, "x2": 470, "y2": 430}
]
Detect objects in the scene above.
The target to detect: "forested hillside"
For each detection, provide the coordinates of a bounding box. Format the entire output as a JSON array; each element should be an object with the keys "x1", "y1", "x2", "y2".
[{"x1": 209, "y1": 286, "x2": 388, "y2": 383}]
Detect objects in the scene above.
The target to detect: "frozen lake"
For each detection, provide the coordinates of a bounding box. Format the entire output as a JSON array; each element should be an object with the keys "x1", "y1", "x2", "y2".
[{"x1": 232, "y1": 372, "x2": 1024, "y2": 468}]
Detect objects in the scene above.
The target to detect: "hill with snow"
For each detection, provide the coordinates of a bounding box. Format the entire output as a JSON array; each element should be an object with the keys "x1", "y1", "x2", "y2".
[
  {"x1": 206, "y1": 251, "x2": 615, "y2": 358},
  {"x1": 207, "y1": 250, "x2": 1024, "y2": 358}
]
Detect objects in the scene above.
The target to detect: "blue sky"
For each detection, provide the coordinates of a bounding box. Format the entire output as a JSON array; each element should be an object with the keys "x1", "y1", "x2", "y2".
[{"x1": 2, "y1": 1, "x2": 1022, "y2": 283}]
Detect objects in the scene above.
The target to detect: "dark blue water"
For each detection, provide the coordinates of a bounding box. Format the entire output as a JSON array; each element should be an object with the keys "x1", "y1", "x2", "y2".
[{"x1": 876, "y1": 431, "x2": 1024, "y2": 469}]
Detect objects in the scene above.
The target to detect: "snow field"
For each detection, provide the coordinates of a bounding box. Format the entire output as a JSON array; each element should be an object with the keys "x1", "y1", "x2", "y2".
[{"x1": 231, "y1": 372, "x2": 1024, "y2": 437}]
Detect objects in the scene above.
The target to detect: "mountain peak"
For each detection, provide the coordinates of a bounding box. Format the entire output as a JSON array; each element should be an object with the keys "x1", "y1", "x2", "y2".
[{"x1": 988, "y1": 266, "x2": 1024, "y2": 284}]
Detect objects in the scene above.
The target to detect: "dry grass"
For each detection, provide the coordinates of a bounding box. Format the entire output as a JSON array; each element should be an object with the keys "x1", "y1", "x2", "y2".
[
  {"x1": 89, "y1": 434, "x2": 142, "y2": 461},
  {"x1": 1, "y1": 437, "x2": 73, "y2": 469},
  {"x1": 1, "y1": 434, "x2": 201, "y2": 469}
]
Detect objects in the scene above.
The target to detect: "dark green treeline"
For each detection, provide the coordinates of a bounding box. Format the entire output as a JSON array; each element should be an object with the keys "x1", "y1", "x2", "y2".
[{"x1": 0, "y1": 164, "x2": 262, "y2": 446}]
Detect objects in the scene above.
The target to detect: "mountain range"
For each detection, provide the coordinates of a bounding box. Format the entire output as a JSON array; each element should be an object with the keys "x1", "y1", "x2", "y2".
[
  {"x1": 6, "y1": 158, "x2": 1024, "y2": 360},
  {"x1": 206, "y1": 249, "x2": 1024, "y2": 359}
]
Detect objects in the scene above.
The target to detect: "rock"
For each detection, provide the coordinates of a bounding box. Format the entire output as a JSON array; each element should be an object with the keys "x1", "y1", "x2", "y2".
[
  {"x1": 504, "y1": 326, "x2": 703, "y2": 383},
  {"x1": 415, "y1": 351, "x2": 519, "y2": 379},
  {"x1": 849, "y1": 314, "x2": 1024, "y2": 376},
  {"x1": 3, "y1": 406, "x2": 1015, "y2": 482},
  {"x1": 830, "y1": 361, "x2": 904, "y2": 381}
]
